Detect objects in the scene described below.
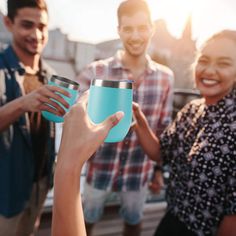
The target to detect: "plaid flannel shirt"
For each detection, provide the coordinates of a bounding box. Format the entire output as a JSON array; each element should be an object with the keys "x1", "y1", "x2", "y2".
[{"x1": 77, "y1": 50, "x2": 174, "y2": 192}]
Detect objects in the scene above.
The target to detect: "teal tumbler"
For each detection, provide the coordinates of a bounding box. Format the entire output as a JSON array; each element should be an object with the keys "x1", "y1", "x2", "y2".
[
  {"x1": 87, "y1": 79, "x2": 133, "y2": 143},
  {"x1": 42, "y1": 75, "x2": 79, "y2": 123}
]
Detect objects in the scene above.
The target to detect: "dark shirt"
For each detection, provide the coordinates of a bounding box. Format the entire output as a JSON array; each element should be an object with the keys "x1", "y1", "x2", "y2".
[
  {"x1": 0, "y1": 45, "x2": 55, "y2": 217},
  {"x1": 160, "y1": 87, "x2": 236, "y2": 236},
  {"x1": 23, "y1": 73, "x2": 49, "y2": 180}
]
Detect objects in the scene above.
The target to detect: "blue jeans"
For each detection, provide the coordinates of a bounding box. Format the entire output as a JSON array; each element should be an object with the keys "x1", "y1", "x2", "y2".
[{"x1": 82, "y1": 183, "x2": 148, "y2": 225}]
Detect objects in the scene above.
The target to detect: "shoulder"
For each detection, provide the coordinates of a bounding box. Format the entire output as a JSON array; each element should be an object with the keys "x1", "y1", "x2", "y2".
[
  {"x1": 84, "y1": 56, "x2": 115, "y2": 76},
  {"x1": 185, "y1": 98, "x2": 203, "y2": 111},
  {"x1": 177, "y1": 98, "x2": 204, "y2": 117},
  {"x1": 148, "y1": 60, "x2": 174, "y2": 87},
  {"x1": 88, "y1": 57, "x2": 114, "y2": 69},
  {"x1": 149, "y1": 60, "x2": 174, "y2": 76}
]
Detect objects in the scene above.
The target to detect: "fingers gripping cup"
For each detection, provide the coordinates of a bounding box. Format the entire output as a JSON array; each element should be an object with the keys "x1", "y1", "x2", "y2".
[
  {"x1": 42, "y1": 75, "x2": 79, "y2": 123},
  {"x1": 87, "y1": 79, "x2": 133, "y2": 143}
]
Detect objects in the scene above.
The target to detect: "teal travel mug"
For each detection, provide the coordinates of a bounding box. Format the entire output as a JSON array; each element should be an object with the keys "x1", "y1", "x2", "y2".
[
  {"x1": 87, "y1": 79, "x2": 133, "y2": 143},
  {"x1": 42, "y1": 75, "x2": 79, "y2": 123}
]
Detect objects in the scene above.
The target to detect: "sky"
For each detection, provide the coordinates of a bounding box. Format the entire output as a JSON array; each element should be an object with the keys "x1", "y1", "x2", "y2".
[{"x1": 1, "y1": 0, "x2": 236, "y2": 46}]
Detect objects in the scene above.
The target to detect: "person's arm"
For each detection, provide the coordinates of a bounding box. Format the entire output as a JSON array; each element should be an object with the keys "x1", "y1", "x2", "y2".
[
  {"x1": 132, "y1": 102, "x2": 161, "y2": 163},
  {"x1": 0, "y1": 85, "x2": 70, "y2": 132},
  {"x1": 216, "y1": 215, "x2": 236, "y2": 236},
  {"x1": 52, "y1": 93, "x2": 124, "y2": 236}
]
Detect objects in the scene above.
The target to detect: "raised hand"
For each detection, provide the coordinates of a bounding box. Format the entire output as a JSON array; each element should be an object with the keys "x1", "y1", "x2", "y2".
[
  {"x1": 21, "y1": 85, "x2": 71, "y2": 116},
  {"x1": 57, "y1": 92, "x2": 124, "y2": 167}
]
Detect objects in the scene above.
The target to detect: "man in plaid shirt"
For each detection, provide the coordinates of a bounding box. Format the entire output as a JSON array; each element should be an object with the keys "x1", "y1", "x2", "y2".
[{"x1": 76, "y1": 1, "x2": 174, "y2": 235}]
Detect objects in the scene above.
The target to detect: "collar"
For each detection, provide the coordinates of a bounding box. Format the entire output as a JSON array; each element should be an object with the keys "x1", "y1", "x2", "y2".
[
  {"x1": 206, "y1": 86, "x2": 236, "y2": 113},
  {"x1": 2, "y1": 45, "x2": 51, "y2": 80},
  {"x1": 1, "y1": 45, "x2": 25, "y2": 75},
  {"x1": 112, "y1": 50, "x2": 155, "y2": 75}
]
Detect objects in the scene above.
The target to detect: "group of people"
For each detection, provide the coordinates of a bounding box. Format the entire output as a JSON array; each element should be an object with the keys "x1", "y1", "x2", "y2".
[{"x1": 0, "y1": 0, "x2": 235, "y2": 236}]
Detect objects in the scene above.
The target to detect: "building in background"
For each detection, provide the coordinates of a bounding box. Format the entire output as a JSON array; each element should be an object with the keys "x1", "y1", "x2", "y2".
[
  {"x1": 0, "y1": 11, "x2": 11, "y2": 50},
  {"x1": 0, "y1": 10, "x2": 196, "y2": 88},
  {"x1": 94, "y1": 17, "x2": 196, "y2": 89}
]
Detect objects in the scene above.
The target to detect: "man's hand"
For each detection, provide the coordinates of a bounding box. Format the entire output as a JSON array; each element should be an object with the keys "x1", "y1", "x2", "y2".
[{"x1": 21, "y1": 85, "x2": 71, "y2": 116}]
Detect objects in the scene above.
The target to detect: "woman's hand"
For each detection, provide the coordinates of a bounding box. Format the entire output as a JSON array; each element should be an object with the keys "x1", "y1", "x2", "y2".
[
  {"x1": 52, "y1": 91, "x2": 124, "y2": 236},
  {"x1": 132, "y1": 102, "x2": 161, "y2": 162},
  {"x1": 57, "y1": 91, "x2": 124, "y2": 168}
]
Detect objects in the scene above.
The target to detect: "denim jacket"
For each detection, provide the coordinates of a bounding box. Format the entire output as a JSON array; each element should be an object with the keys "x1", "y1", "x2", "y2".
[{"x1": 0, "y1": 45, "x2": 55, "y2": 217}]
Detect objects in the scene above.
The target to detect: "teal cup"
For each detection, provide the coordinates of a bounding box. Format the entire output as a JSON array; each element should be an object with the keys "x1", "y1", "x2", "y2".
[
  {"x1": 42, "y1": 75, "x2": 79, "y2": 123},
  {"x1": 87, "y1": 79, "x2": 133, "y2": 143}
]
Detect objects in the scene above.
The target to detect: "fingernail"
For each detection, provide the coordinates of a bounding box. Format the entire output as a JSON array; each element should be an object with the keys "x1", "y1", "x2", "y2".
[{"x1": 116, "y1": 111, "x2": 124, "y2": 120}]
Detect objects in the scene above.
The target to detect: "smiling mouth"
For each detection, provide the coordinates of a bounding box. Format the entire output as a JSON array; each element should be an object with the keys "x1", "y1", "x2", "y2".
[
  {"x1": 129, "y1": 41, "x2": 143, "y2": 47},
  {"x1": 202, "y1": 79, "x2": 219, "y2": 86}
]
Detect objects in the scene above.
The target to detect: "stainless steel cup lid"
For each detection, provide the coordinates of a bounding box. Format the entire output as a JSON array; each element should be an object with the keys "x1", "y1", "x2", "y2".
[
  {"x1": 50, "y1": 75, "x2": 79, "y2": 90},
  {"x1": 91, "y1": 79, "x2": 133, "y2": 89}
]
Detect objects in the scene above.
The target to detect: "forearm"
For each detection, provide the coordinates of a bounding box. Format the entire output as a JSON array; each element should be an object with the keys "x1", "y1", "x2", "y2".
[
  {"x1": 136, "y1": 124, "x2": 161, "y2": 162},
  {"x1": 216, "y1": 215, "x2": 236, "y2": 236},
  {"x1": 0, "y1": 97, "x2": 25, "y2": 132},
  {"x1": 51, "y1": 92, "x2": 123, "y2": 236},
  {"x1": 52, "y1": 152, "x2": 87, "y2": 236}
]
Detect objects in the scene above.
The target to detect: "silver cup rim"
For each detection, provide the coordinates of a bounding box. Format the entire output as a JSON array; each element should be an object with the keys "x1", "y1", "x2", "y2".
[
  {"x1": 50, "y1": 75, "x2": 79, "y2": 90},
  {"x1": 91, "y1": 79, "x2": 133, "y2": 89}
]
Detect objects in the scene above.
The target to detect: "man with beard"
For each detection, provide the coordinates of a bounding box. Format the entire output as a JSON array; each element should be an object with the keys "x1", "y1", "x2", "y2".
[
  {"x1": 76, "y1": 1, "x2": 174, "y2": 235},
  {"x1": 0, "y1": 0, "x2": 69, "y2": 235}
]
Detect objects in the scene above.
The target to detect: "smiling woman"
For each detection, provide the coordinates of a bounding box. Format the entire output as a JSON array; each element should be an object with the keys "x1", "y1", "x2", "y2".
[
  {"x1": 195, "y1": 30, "x2": 236, "y2": 104},
  {"x1": 132, "y1": 29, "x2": 236, "y2": 236}
]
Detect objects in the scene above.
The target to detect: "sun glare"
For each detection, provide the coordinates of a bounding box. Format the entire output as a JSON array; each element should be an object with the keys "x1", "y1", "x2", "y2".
[{"x1": 148, "y1": 0, "x2": 203, "y2": 38}]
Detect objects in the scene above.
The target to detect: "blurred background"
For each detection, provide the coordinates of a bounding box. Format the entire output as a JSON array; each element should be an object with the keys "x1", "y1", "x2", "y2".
[
  {"x1": 1, "y1": 0, "x2": 236, "y2": 89},
  {"x1": 0, "y1": 1, "x2": 235, "y2": 235}
]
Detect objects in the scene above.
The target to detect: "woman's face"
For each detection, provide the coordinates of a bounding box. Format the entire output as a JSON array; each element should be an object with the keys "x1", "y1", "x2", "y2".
[{"x1": 195, "y1": 37, "x2": 236, "y2": 104}]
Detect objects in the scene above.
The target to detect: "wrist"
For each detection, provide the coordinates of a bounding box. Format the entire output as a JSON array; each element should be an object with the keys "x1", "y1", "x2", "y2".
[{"x1": 18, "y1": 96, "x2": 28, "y2": 113}]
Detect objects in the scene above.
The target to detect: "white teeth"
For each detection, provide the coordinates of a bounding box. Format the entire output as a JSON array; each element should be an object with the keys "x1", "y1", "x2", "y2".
[
  {"x1": 131, "y1": 44, "x2": 141, "y2": 48},
  {"x1": 202, "y1": 79, "x2": 218, "y2": 85}
]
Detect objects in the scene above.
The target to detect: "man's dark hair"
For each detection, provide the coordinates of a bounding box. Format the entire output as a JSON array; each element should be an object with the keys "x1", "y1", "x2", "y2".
[
  {"x1": 117, "y1": 0, "x2": 152, "y2": 26},
  {"x1": 7, "y1": 0, "x2": 48, "y2": 21}
]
